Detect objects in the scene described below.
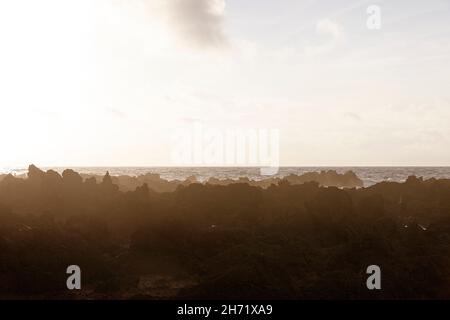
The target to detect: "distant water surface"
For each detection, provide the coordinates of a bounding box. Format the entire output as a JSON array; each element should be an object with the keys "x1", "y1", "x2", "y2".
[{"x1": 3, "y1": 167, "x2": 450, "y2": 187}]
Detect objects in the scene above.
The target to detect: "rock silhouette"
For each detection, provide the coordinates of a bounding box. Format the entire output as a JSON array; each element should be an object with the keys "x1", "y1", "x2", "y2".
[
  {"x1": 75, "y1": 168, "x2": 363, "y2": 192},
  {"x1": 0, "y1": 165, "x2": 450, "y2": 299}
]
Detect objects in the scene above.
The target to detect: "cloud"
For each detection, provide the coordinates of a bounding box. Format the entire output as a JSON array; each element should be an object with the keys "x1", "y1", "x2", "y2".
[
  {"x1": 164, "y1": 0, "x2": 228, "y2": 49},
  {"x1": 316, "y1": 18, "x2": 342, "y2": 40},
  {"x1": 305, "y1": 19, "x2": 343, "y2": 56},
  {"x1": 105, "y1": 107, "x2": 127, "y2": 119},
  {"x1": 343, "y1": 112, "x2": 362, "y2": 122},
  {"x1": 99, "y1": 0, "x2": 229, "y2": 50}
]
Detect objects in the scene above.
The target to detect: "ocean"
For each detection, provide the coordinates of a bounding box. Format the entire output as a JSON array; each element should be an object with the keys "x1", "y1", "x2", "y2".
[{"x1": 2, "y1": 166, "x2": 450, "y2": 187}]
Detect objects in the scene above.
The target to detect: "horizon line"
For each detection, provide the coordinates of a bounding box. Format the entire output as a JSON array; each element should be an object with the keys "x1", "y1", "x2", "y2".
[{"x1": 3, "y1": 165, "x2": 450, "y2": 169}]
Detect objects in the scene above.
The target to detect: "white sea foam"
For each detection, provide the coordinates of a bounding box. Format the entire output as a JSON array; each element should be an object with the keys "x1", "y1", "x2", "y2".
[{"x1": 3, "y1": 166, "x2": 450, "y2": 187}]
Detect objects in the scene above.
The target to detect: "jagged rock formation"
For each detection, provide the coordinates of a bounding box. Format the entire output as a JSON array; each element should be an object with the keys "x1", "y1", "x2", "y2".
[{"x1": 0, "y1": 165, "x2": 449, "y2": 299}]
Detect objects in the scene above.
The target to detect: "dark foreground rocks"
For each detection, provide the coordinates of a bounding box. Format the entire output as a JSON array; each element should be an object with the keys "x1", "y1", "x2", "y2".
[{"x1": 0, "y1": 166, "x2": 449, "y2": 299}]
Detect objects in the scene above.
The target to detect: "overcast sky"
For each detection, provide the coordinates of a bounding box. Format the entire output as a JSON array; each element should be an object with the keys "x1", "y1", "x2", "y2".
[{"x1": 1, "y1": 0, "x2": 450, "y2": 167}]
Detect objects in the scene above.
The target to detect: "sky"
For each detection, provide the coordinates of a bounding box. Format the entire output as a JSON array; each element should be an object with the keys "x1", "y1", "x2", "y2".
[{"x1": 1, "y1": 0, "x2": 450, "y2": 167}]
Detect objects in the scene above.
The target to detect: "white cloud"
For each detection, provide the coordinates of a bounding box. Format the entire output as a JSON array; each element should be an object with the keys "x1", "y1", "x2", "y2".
[
  {"x1": 305, "y1": 18, "x2": 343, "y2": 56},
  {"x1": 316, "y1": 18, "x2": 342, "y2": 39}
]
